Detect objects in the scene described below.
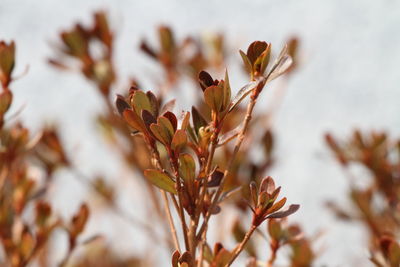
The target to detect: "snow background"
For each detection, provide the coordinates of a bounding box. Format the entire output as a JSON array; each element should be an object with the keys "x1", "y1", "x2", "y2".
[{"x1": 1, "y1": 0, "x2": 400, "y2": 266}]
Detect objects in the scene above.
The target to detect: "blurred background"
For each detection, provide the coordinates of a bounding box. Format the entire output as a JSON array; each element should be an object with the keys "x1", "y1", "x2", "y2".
[{"x1": 1, "y1": 0, "x2": 400, "y2": 266}]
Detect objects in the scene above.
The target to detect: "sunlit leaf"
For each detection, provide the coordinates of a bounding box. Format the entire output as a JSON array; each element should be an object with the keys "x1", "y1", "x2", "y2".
[
  {"x1": 179, "y1": 153, "x2": 195, "y2": 183},
  {"x1": 144, "y1": 169, "x2": 176, "y2": 194},
  {"x1": 131, "y1": 90, "x2": 152, "y2": 116},
  {"x1": 204, "y1": 85, "x2": 223, "y2": 112}
]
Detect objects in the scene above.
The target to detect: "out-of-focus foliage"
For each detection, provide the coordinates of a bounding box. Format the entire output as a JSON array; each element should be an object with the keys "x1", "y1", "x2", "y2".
[{"x1": 326, "y1": 131, "x2": 400, "y2": 267}]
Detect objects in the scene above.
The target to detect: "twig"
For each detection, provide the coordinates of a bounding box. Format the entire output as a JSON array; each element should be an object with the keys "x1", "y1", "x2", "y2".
[
  {"x1": 197, "y1": 80, "x2": 265, "y2": 240},
  {"x1": 225, "y1": 225, "x2": 257, "y2": 266}
]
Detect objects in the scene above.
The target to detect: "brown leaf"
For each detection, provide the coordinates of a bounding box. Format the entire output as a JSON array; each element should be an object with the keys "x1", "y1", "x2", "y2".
[{"x1": 266, "y1": 204, "x2": 300, "y2": 219}]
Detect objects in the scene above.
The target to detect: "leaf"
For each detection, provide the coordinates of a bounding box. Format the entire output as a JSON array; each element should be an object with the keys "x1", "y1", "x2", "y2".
[
  {"x1": 268, "y1": 219, "x2": 283, "y2": 241},
  {"x1": 191, "y1": 106, "x2": 207, "y2": 134},
  {"x1": 160, "y1": 98, "x2": 176, "y2": 114},
  {"x1": 266, "y1": 204, "x2": 300, "y2": 219},
  {"x1": 172, "y1": 250, "x2": 180, "y2": 267},
  {"x1": 389, "y1": 241, "x2": 400, "y2": 266},
  {"x1": 163, "y1": 111, "x2": 177, "y2": 132},
  {"x1": 61, "y1": 29, "x2": 87, "y2": 58},
  {"x1": 171, "y1": 129, "x2": 187, "y2": 151},
  {"x1": 144, "y1": 169, "x2": 176, "y2": 194},
  {"x1": 115, "y1": 95, "x2": 130, "y2": 116},
  {"x1": 260, "y1": 176, "x2": 275, "y2": 194},
  {"x1": 228, "y1": 80, "x2": 259, "y2": 113},
  {"x1": 70, "y1": 203, "x2": 90, "y2": 237},
  {"x1": 208, "y1": 169, "x2": 224, "y2": 187},
  {"x1": 131, "y1": 90, "x2": 152, "y2": 116},
  {"x1": 180, "y1": 111, "x2": 190, "y2": 130},
  {"x1": 259, "y1": 44, "x2": 271, "y2": 75},
  {"x1": 203, "y1": 243, "x2": 213, "y2": 263},
  {"x1": 214, "y1": 248, "x2": 232, "y2": 267},
  {"x1": 146, "y1": 91, "x2": 159, "y2": 116},
  {"x1": 0, "y1": 41, "x2": 15, "y2": 86},
  {"x1": 198, "y1": 70, "x2": 214, "y2": 91},
  {"x1": 0, "y1": 90, "x2": 12, "y2": 115},
  {"x1": 222, "y1": 70, "x2": 231, "y2": 111},
  {"x1": 267, "y1": 197, "x2": 287, "y2": 214},
  {"x1": 150, "y1": 115, "x2": 175, "y2": 144},
  {"x1": 217, "y1": 126, "x2": 240, "y2": 147},
  {"x1": 123, "y1": 109, "x2": 146, "y2": 133},
  {"x1": 249, "y1": 182, "x2": 258, "y2": 207},
  {"x1": 140, "y1": 40, "x2": 158, "y2": 59},
  {"x1": 265, "y1": 45, "x2": 293, "y2": 83},
  {"x1": 247, "y1": 41, "x2": 268, "y2": 64},
  {"x1": 141, "y1": 109, "x2": 157, "y2": 133},
  {"x1": 239, "y1": 50, "x2": 252, "y2": 76},
  {"x1": 179, "y1": 153, "x2": 195, "y2": 183},
  {"x1": 204, "y1": 85, "x2": 223, "y2": 112},
  {"x1": 159, "y1": 26, "x2": 175, "y2": 54}
]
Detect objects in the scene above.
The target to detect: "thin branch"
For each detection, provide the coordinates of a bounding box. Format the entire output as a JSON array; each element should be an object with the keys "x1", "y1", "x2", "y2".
[
  {"x1": 225, "y1": 225, "x2": 257, "y2": 266},
  {"x1": 197, "y1": 80, "x2": 265, "y2": 240}
]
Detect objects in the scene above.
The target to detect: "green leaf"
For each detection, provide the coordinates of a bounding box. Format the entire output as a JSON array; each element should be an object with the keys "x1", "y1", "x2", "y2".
[
  {"x1": 144, "y1": 169, "x2": 176, "y2": 194},
  {"x1": 222, "y1": 70, "x2": 231, "y2": 111},
  {"x1": 178, "y1": 153, "x2": 195, "y2": 183},
  {"x1": 204, "y1": 85, "x2": 223, "y2": 112},
  {"x1": 131, "y1": 90, "x2": 152, "y2": 116}
]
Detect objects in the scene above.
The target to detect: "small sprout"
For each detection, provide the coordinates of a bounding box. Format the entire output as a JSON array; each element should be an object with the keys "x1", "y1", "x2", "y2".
[{"x1": 249, "y1": 176, "x2": 299, "y2": 227}]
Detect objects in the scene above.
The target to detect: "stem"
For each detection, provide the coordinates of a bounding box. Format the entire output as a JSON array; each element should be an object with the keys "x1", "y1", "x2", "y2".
[
  {"x1": 267, "y1": 247, "x2": 278, "y2": 267},
  {"x1": 197, "y1": 81, "x2": 264, "y2": 240},
  {"x1": 225, "y1": 225, "x2": 257, "y2": 266},
  {"x1": 196, "y1": 225, "x2": 207, "y2": 267},
  {"x1": 168, "y1": 151, "x2": 190, "y2": 252},
  {"x1": 162, "y1": 191, "x2": 181, "y2": 252},
  {"x1": 147, "y1": 142, "x2": 182, "y2": 253}
]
